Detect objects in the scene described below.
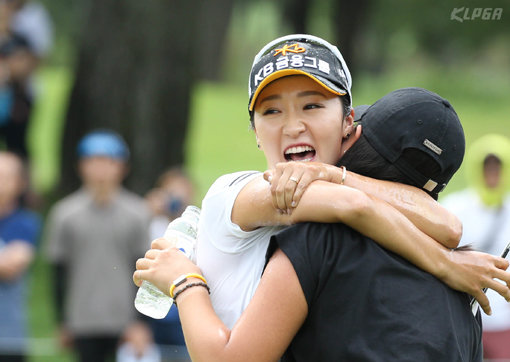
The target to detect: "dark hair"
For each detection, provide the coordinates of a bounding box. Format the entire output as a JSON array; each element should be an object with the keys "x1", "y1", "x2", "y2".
[
  {"x1": 339, "y1": 132, "x2": 441, "y2": 199},
  {"x1": 249, "y1": 95, "x2": 350, "y2": 129},
  {"x1": 483, "y1": 154, "x2": 501, "y2": 167}
]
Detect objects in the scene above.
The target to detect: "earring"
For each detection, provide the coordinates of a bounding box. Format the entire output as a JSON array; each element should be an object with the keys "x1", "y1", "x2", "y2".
[{"x1": 345, "y1": 133, "x2": 351, "y2": 138}]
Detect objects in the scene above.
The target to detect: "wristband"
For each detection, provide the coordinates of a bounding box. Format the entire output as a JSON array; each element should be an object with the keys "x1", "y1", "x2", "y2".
[
  {"x1": 170, "y1": 273, "x2": 207, "y2": 298},
  {"x1": 173, "y1": 281, "x2": 210, "y2": 305}
]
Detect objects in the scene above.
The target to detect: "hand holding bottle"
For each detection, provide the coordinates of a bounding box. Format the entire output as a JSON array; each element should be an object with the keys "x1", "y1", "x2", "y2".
[{"x1": 134, "y1": 206, "x2": 200, "y2": 319}]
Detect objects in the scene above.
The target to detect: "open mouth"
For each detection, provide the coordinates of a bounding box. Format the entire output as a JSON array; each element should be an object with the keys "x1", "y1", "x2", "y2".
[{"x1": 284, "y1": 145, "x2": 316, "y2": 162}]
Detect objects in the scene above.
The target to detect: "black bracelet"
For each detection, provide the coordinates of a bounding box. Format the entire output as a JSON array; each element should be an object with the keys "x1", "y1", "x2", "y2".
[{"x1": 173, "y1": 282, "x2": 210, "y2": 306}]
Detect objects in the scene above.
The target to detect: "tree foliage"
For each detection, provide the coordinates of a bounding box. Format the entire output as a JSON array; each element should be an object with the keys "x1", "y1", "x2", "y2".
[{"x1": 59, "y1": 0, "x2": 234, "y2": 195}]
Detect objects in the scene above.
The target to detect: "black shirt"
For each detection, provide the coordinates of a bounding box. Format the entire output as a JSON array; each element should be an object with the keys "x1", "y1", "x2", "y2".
[{"x1": 270, "y1": 222, "x2": 483, "y2": 362}]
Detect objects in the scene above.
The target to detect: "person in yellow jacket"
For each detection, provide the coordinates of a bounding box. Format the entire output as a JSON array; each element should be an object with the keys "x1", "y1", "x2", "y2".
[{"x1": 441, "y1": 133, "x2": 510, "y2": 360}]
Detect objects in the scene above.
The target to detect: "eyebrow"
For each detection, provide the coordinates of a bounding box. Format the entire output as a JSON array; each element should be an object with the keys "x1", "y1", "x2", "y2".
[
  {"x1": 297, "y1": 90, "x2": 327, "y2": 98},
  {"x1": 258, "y1": 90, "x2": 326, "y2": 105},
  {"x1": 258, "y1": 94, "x2": 281, "y2": 105}
]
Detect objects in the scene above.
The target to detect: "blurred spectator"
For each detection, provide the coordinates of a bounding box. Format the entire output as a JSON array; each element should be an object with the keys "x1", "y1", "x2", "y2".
[
  {"x1": 117, "y1": 321, "x2": 161, "y2": 362},
  {"x1": 145, "y1": 167, "x2": 195, "y2": 241},
  {"x1": 0, "y1": 151, "x2": 41, "y2": 362},
  {"x1": 10, "y1": 0, "x2": 53, "y2": 61},
  {"x1": 144, "y1": 167, "x2": 194, "y2": 361},
  {"x1": 44, "y1": 129, "x2": 153, "y2": 362},
  {"x1": 0, "y1": 0, "x2": 38, "y2": 158},
  {"x1": 441, "y1": 133, "x2": 510, "y2": 360}
]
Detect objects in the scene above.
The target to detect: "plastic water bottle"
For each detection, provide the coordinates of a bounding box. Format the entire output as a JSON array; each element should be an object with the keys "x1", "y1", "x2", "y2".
[{"x1": 134, "y1": 205, "x2": 201, "y2": 319}]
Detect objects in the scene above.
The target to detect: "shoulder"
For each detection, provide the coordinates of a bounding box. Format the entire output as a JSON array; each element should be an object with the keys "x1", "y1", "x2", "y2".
[
  {"x1": 275, "y1": 222, "x2": 352, "y2": 243},
  {"x1": 117, "y1": 189, "x2": 151, "y2": 219},
  {"x1": 272, "y1": 222, "x2": 357, "y2": 261},
  {"x1": 202, "y1": 171, "x2": 262, "y2": 213},
  {"x1": 117, "y1": 188, "x2": 146, "y2": 206},
  {"x1": 48, "y1": 190, "x2": 88, "y2": 221},
  {"x1": 205, "y1": 171, "x2": 261, "y2": 195}
]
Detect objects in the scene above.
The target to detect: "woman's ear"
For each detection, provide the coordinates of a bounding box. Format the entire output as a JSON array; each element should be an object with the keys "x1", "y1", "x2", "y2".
[
  {"x1": 342, "y1": 109, "x2": 355, "y2": 138},
  {"x1": 340, "y1": 124, "x2": 362, "y2": 155}
]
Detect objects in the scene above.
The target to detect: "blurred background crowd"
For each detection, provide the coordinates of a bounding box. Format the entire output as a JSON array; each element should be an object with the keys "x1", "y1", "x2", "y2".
[{"x1": 0, "y1": 0, "x2": 509, "y2": 361}]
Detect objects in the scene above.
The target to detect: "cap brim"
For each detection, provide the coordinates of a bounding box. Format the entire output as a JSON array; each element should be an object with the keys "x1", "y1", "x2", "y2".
[{"x1": 249, "y1": 69, "x2": 346, "y2": 111}]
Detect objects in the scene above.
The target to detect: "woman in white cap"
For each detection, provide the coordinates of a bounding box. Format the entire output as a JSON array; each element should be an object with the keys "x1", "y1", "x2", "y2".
[{"x1": 193, "y1": 34, "x2": 472, "y2": 328}]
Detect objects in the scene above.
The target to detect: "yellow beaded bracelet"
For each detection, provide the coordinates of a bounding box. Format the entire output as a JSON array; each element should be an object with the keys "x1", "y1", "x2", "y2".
[{"x1": 170, "y1": 273, "x2": 208, "y2": 298}]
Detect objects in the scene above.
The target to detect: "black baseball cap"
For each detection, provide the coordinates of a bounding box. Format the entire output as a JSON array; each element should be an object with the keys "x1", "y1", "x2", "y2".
[
  {"x1": 354, "y1": 87, "x2": 465, "y2": 196},
  {"x1": 248, "y1": 34, "x2": 352, "y2": 112}
]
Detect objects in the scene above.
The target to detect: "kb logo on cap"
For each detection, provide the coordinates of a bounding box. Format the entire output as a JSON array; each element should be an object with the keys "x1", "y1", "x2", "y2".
[{"x1": 273, "y1": 43, "x2": 306, "y2": 56}]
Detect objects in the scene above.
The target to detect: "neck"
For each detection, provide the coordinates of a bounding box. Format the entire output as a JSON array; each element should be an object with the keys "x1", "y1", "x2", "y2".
[{"x1": 86, "y1": 185, "x2": 119, "y2": 206}]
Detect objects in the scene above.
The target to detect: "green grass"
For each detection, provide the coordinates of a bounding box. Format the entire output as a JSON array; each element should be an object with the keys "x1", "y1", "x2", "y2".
[{"x1": 25, "y1": 63, "x2": 510, "y2": 361}]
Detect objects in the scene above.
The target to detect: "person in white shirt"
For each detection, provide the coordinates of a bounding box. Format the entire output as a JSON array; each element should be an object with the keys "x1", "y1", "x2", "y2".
[
  {"x1": 193, "y1": 34, "x2": 469, "y2": 328},
  {"x1": 135, "y1": 84, "x2": 510, "y2": 361}
]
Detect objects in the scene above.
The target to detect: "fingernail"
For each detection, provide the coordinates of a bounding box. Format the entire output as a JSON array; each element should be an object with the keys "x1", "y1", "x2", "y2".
[
  {"x1": 287, "y1": 208, "x2": 291, "y2": 214},
  {"x1": 268, "y1": 175, "x2": 273, "y2": 183},
  {"x1": 291, "y1": 201, "x2": 297, "y2": 207}
]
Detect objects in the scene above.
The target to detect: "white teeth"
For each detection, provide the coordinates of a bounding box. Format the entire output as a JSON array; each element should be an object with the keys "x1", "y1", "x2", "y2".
[{"x1": 285, "y1": 145, "x2": 314, "y2": 155}]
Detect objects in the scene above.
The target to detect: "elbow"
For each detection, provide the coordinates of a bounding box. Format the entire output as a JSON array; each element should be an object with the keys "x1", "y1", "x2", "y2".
[
  {"x1": 344, "y1": 191, "x2": 374, "y2": 222},
  {"x1": 444, "y1": 220, "x2": 463, "y2": 249}
]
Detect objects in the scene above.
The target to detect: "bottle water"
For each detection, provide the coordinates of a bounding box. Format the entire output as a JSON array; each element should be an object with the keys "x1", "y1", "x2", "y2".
[{"x1": 134, "y1": 205, "x2": 201, "y2": 319}]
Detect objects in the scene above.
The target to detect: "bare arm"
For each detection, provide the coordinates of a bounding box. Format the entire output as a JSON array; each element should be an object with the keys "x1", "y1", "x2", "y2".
[
  {"x1": 263, "y1": 161, "x2": 461, "y2": 248},
  {"x1": 0, "y1": 241, "x2": 34, "y2": 281},
  {"x1": 134, "y1": 238, "x2": 510, "y2": 359},
  {"x1": 134, "y1": 244, "x2": 305, "y2": 362},
  {"x1": 233, "y1": 177, "x2": 510, "y2": 312},
  {"x1": 343, "y1": 170, "x2": 462, "y2": 248},
  {"x1": 295, "y1": 182, "x2": 510, "y2": 313}
]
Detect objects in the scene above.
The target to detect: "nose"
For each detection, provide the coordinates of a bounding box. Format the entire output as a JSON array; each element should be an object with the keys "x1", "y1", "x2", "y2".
[{"x1": 283, "y1": 112, "x2": 306, "y2": 138}]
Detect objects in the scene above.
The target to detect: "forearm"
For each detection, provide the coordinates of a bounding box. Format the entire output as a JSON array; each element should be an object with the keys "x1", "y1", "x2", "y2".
[
  {"x1": 0, "y1": 255, "x2": 16, "y2": 280},
  {"x1": 134, "y1": 246, "x2": 299, "y2": 361},
  {"x1": 177, "y1": 288, "x2": 234, "y2": 362},
  {"x1": 344, "y1": 171, "x2": 461, "y2": 248},
  {"x1": 0, "y1": 242, "x2": 34, "y2": 280},
  {"x1": 353, "y1": 194, "x2": 451, "y2": 278},
  {"x1": 231, "y1": 176, "x2": 293, "y2": 231}
]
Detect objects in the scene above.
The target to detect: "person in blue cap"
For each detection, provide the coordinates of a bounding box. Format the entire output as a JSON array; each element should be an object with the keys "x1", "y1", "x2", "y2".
[{"x1": 44, "y1": 129, "x2": 156, "y2": 362}]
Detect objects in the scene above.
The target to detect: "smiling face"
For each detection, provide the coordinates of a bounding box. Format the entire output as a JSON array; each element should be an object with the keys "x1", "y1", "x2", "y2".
[{"x1": 253, "y1": 75, "x2": 352, "y2": 169}]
